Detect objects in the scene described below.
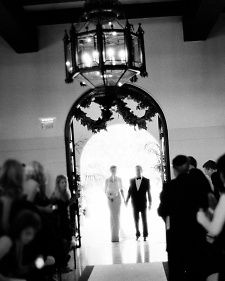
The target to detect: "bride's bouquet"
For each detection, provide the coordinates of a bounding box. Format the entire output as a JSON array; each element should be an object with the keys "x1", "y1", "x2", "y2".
[{"x1": 108, "y1": 192, "x2": 114, "y2": 202}]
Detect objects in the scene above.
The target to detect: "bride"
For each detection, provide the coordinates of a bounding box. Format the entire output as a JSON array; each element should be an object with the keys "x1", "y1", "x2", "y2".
[{"x1": 105, "y1": 165, "x2": 125, "y2": 242}]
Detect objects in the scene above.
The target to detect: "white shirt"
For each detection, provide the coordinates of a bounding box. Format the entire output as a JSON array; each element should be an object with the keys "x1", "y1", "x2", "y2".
[{"x1": 135, "y1": 177, "x2": 142, "y2": 191}]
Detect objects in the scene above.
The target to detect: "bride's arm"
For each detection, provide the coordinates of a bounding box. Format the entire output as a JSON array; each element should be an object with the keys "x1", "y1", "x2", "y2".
[
  {"x1": 118, "y1": 178, "x2": 125, "y2": 202},
  {"x1": 197, "y1": 194, "x2": 225, "y2": 237},
  {"x1": 105, "y1": 179, "x2": 108, "y2": 196}
]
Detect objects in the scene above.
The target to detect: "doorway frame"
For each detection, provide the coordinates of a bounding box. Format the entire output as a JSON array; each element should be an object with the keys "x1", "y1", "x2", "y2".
[{"x1": 64, "y1": 83, "x2": 171, "y2": 247}]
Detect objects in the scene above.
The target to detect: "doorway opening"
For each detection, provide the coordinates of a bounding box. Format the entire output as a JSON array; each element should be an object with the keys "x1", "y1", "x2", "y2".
[
  {"x1": 80, "y1": 123, "x2": 167, "y2": 261},
  {"x1": 64, "y1": 84, "x2": 170, "y2": 263}
]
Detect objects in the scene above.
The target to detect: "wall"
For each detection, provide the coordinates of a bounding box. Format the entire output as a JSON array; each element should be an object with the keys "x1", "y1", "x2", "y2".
[{"x1": 0, "y1": 16, "x2": 225, "y2": 192}]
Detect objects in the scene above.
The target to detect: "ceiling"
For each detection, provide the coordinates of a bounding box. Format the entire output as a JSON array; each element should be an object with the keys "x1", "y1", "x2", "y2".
[{"x1": 0, "y1": 0, "x2": 225, "y2": 53}]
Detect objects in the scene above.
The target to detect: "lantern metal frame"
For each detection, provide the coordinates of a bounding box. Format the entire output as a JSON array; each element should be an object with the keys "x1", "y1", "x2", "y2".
[{"x1": 63, "y1": 3, "x2": 148, "y2": 87}]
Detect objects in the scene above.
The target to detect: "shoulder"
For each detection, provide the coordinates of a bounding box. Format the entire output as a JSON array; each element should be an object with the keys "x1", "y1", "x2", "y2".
[
  {"x1": 214, "y1": 194, "x2": 225, "y2": 215},
  {"x1": 143, "y1": 177, "x2": 150, "y2": 184},
  {"x1": 219, "y1": 194, "x2": 225, "y2": 204}
]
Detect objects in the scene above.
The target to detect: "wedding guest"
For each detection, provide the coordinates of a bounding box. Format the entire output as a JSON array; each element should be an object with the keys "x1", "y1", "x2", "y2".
[
  {"x1": 51, "y1": 175, "x2": 73, "y2": 268},
  {"x1": 188, "y1": 156, "x2": 212, "y2": 211},
  {"x1": 203, "y1": 160, "x2": 223, "y2": 201},
  {"x1": 51, "y1": 174, "x2": 71, "y2": 203},
  {"x1": 23, "y1": 161, "x2": 69, "y2": 271},
  {"x1": 197, "y1": 153, "x2": 225, "y2": 281},
  {"x1": 0, "y1": 209, "x2": 42, "y2": 281},
  {"x1": 23, "y1": 161, "x2": 49, "y2": 207},
  {"x1": 0, "y1": 159, "x2": 24, "y2": 235},
  {"x1": 126, "y1": 165, "x2": 151, "y2": 241},
  {"x1": 158, "y1": 155, "x2": 208, "y2": 281},
  {"x1": 105, "y1": 166, "x2": 125, "y2": 242}
]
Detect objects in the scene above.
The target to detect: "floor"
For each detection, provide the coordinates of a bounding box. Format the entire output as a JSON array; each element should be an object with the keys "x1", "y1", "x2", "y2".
[
  {"x1": 62, "y1": 181, "x2": 168, "y2": 281},
  {"x1": 62, "y1": 236, "x2": 167, "y2": 281}
]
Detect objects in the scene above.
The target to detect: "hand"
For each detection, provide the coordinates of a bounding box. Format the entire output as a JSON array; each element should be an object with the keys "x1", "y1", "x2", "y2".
[
  {"x1": 196, "y1": 210, "x2": 206, "y2": 225},
  {"x1": 206, "y1": 234, "x2": 215, "y2": 244},
  {"x1": 148, "y1": 204, "x2": 151, "y2": 210}
]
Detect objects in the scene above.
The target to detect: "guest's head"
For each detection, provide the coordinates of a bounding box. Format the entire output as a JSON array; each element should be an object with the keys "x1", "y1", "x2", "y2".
[
  {"x1": 25, "y1": 161, "x2": 46, "y2": 200},
  {"x1": 173, "y1": 155, "x2": 189, "y2": 177},
  {"x1": 54, "y1": 174, "x2": 70, "y2": 201},
  {"x1": 110, "y1": 165, "x2": 117, "y2": 176},
  {"x1": 188, "y1": 156, "x2": 197, "y2": 169},
  {"x1": 10, "y1": 209, "x2": 42, "y2": 245},
  {"x1": 0, "y1": 159, "x2": 24, "y2": 199},
  {"x1": 216, "y1": 154, "x2": 225, "y2": 186},
  {"x1": 203, "y1": 160, "x2": 217, "y2": 177},
  {"x1": 136, "y1": 165, "x2": 143, "y2": 178}
]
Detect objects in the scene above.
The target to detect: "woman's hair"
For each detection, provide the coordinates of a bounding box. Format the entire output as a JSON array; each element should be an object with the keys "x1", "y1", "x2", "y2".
[
  {"x1": 203, "y1": 160, "x2": 217, "y2": 170},
  {"x1": 10, "y1": 209, "x2": 42, "y2": 239},
  {"x1": 188, "y1": 156, "x2": 197, "y2": 168},
  {"x1": 25, "y1": 161, "x2": 46, "y2": 200},
  {"x1": 0, "y1": 159, "x2": 24, "y2": 199},
  {"x1": 53, "y1": 174, "x2": 71, "y2": 202},
  {"x1": 217, "y1": 154, "x2": 225, "y2": 181}
]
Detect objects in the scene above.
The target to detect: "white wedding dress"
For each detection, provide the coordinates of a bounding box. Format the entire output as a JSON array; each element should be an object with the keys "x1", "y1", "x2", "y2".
[{"x1": 105, "y1": 176, "x2": 123, "y2": 242}]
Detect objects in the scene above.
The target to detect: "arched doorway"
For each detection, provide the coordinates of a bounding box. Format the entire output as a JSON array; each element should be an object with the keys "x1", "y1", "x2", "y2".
[{"x1": 64, "y1": 84, "x2": 170, "y2": 249}]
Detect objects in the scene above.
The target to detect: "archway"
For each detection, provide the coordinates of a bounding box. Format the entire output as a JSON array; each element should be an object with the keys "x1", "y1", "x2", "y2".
[{"x1": 64, "y1": 84, "x2": 170, "y2": 251}]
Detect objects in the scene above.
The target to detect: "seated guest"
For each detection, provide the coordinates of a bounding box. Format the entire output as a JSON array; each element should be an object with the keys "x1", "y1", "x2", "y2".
[
  {"x1": 197, "y1": 153, "x2": 225, "y2": 281},
  {"x1": 203, "y1": 160, "x2": 223, "y2": 201},
  {"x1": 0, "y1": 159, "x2": 24, "y2": 235},
  {"x1": 50, "y1": 175, "x2": 73, "y2": 271},
  {"x1": 0, "y1": 209, "x2": 43, "y2": 281},
  {"x1": 23, "y1": 163, "x2": 71, "y2": 272},
  {"x1": 51, "y1": 174, "x2": 71, "y2": 203},
  {"x1": 23, "y1": 161, "x2": 50, "y2": 208}
]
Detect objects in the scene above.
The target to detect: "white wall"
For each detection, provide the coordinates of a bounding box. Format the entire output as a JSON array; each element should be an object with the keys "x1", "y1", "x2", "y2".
[{"x1": 0, "y1": 16, "x2": 225, "y2": 192}]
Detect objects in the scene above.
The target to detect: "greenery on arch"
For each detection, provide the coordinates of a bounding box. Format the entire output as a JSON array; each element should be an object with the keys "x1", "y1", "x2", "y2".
[{"x1": 73, "y1": 88, "x2": 157, "y2": 133}]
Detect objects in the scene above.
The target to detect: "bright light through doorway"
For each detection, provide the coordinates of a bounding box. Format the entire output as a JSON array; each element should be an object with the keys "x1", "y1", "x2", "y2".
[{"x1": 80, "y1": 124, "x2": 167, "y2": 262}]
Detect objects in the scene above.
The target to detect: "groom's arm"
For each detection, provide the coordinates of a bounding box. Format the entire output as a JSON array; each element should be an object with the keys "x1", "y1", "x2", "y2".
[
  {"x1": 125, "y1": 180, "x2": 132, "y2": 204},
  {"x1": 147, "y1": 179, "x2": 152, "y2": 209}
]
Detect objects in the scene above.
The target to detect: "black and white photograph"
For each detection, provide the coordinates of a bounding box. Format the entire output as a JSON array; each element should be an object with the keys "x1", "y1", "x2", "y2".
[{"x1": 0, "y1": 0, "x2": 225, "y2": 281}]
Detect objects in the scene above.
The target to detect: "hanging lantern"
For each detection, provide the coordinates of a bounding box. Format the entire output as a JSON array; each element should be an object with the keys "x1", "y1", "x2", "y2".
[{"x1": 63, "y1": 0, "x2": 148, "y2": 87}]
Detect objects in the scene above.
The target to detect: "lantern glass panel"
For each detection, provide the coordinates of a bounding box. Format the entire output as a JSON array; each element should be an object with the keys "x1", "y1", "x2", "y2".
[
  {"x1": 81, "y1": 71, "x2": 104, "y2": 88},
  {"x1": 104, "y1": 31, "x2": 127, "y2": 66},
  {"x1": 132, "y1": 34, "x2": 142, "y2": 68},
  {"x1": 104, "y1": 69, "x2": 125, "y2": 86},
  {"x1": 77, "y1": 32, "x2": 98, "y2": 69},
  {"x1": 66, "y1": 42, "x2": 73, "y2": 73},
  {"x1": 118, "y1": 69, "x2": 139, "y2": 85}
]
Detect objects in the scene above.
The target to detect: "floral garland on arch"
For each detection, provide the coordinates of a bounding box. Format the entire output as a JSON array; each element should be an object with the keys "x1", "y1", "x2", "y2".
[{"x1": 73, "y1": 91, "x2": 157, "y2": 133}]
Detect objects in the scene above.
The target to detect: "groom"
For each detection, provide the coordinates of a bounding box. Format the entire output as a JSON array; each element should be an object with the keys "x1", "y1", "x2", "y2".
[{"x1": 126, "y1": 165, "x2": 152, "y2": 241}]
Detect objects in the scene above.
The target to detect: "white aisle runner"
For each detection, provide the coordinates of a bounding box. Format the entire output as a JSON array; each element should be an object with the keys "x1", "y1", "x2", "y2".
[{"x1": 88, "y1": 262, "x2": 167, "y2": 281}]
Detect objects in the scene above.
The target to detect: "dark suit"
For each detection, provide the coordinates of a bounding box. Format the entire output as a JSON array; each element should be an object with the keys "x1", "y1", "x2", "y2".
[
  {"x1": 127, "y1": 177, "x2": 151, "y2": 238},
  {"x1": 158, "y1": 171, "x2": 211, "y2": 281}
]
